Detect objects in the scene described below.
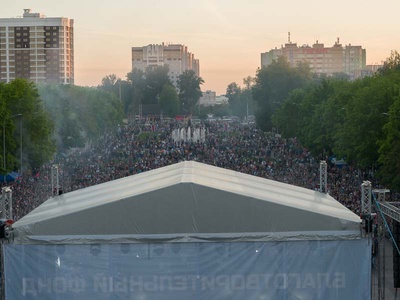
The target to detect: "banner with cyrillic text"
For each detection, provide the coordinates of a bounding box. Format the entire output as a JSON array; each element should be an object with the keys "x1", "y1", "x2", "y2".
[{"x1": 3, "y1": 239, "x2": 370, "y2": 299}]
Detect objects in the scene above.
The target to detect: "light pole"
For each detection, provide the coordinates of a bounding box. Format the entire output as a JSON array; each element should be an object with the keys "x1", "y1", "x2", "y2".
[
  {"x1": 19, "y1": 115, "x2": 23, "y2": 174},
  {"x1": 2, "y1": 114, "x2": 22, "y2": 181}
]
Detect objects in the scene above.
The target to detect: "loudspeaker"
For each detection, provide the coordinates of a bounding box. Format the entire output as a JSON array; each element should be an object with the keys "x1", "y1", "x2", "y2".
[
  {"x1": 393, "y1": 221, "x2": 400, "y2": 288},
  {"x1": 0, "y1": 224, "x2": 5, "y2": 239}
]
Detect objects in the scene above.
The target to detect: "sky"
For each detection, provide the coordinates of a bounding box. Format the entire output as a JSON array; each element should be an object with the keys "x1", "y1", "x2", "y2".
[{"x1": 3, "y1": 1, "x2": 400, "y2": 95}]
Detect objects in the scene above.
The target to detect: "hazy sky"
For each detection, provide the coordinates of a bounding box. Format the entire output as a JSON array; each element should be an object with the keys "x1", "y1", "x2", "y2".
[{"x1": 3, "y1": 1, "x2": 400, "y2": 95}]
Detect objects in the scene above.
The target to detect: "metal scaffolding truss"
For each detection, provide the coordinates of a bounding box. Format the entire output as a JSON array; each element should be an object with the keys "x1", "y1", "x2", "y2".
[
  {"x1": 319, "y1": 160, "x2": 327, "y2": 193},
  {"x1": 372, "y1": 189, "x2": 391, "y2": 300},
  {"x1": 1, "y1": 187, "x2": 12, "y2": 220},
  {"x1": 51, "y1": 164, "x2": 59, "y2": 197},
  {"x1": 377, "y1": 200, "x2": 400, "y2": 224},
  {"x1": 361, "y1": 180, "x2": 372, "y2": 215}
]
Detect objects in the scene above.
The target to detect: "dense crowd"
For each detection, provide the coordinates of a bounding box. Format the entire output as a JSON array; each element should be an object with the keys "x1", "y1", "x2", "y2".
[{"x1": 1, "y1": 119, "x2": 397, "y2": 221}]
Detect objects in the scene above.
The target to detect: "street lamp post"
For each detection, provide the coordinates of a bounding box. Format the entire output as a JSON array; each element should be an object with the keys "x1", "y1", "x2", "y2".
[
  {"x1": 3, "y1": 121, "x2": 5, "y2": 174},
  {"x1": 2, "y1": 114, "x2": 23, "y2": 181},
  {"x1": 19, "y1": 116, "x2": 23, "y2": 174}
]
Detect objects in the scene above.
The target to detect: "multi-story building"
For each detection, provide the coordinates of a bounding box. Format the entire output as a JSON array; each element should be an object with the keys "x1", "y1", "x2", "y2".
[
  {"x1": 199, "y1": 90, "x2": 216, "y2": 106},
  {"x1": 261, "y1": 35, "x2": 366, "y2": 79},
  {"x1": 198, "y1": 91, "x2": 228, "y2": 107},
  {"x1": 0, "y1": 9, "x2": 74, "y2": 84},
  {"x1": 131, "y1": 43, "x2": 199, "y2": 87}
]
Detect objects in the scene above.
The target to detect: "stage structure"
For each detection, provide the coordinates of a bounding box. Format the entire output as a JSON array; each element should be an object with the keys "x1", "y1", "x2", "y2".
[{"x1": 3, "y1": 161, "x2": 369, "y2": 299}]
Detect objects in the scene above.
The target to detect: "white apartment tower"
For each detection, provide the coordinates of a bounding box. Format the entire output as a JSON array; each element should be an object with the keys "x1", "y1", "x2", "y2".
[
  {"x1": 0, "y1": 9, "x2": 74, "y2": 84},
  {"x1": 131, "y1": 43, "x2": 199, "y2": 87}
]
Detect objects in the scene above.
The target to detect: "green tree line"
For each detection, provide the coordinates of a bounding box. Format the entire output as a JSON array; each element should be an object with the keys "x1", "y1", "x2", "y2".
[
  {"x1": 0, "y1": 79, "x2": 123, "y2": 174},
  {"x1": 99, "y1": 66, "x2": 203, "y2": 117},
  {"x1": 0, "y1": 79, "x2": 55, "y2": 173},
  {"x1": 38, "y1": 83, "x2": 124, "y2": 152},
  {"x1": 258, "y1": 51, "x2": 400, "y2": 190}
]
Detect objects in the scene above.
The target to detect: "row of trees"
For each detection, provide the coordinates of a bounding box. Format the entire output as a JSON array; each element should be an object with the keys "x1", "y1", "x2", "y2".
[
  {"x1": 258, "y1": 51, "x2": 400, "y2": 190},
  {"x1": 2, "y1": 51, "x2": 399, "y2": 191},
  {"x1": 38, "y1": 84, "x2": 124, "y2": 152},
  {"x1": 100, "y1": 66, "x2": 204, "y2": 117},
  {"x1": 1, "y1": 66, "x2": 203, "y2": 174},
  {"x1": 225, "y1": 76, "x2": 256, "y2": 120},
  {"x1": 216, "y1": 51, "x2": 400, "y2": 190},
  {"x1": 0, "y1": 79, "x2": 124, "y2": 174},
  {"x1": 0, "y1": 79, "x2": 55, "y2": 173}
]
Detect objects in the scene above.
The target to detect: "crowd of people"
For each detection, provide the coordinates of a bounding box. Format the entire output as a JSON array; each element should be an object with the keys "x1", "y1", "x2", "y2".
[{"x1": 1, "y1": 118, "x2": 398, "y2": 221}]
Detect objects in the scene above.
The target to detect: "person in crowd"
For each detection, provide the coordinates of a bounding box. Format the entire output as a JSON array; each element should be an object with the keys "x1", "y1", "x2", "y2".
[{"x1": 2, "y1": 118, "x2": 396, "y2": 221}]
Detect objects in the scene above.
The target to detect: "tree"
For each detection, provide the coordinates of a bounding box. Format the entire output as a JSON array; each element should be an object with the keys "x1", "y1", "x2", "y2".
[
  {"x1": 226, "y1": 82, "x2": 241, "y2": 107},
  {"x1": 0, "y1": 83, "x2": 10, "y2": 173},
  {"x1": 243, "y1": 76, "x2": 255, "y2": 90},
  {"x1": 177, "y1": 70, "x2": 204, "y2": 114},
  {"x1": 126, "y1": 68, "x2": 146, "y2": 116},
  {"x1": 100, "y1": 74, "x2": 120, "y2": 94},
  {"x1": 225, "y1": 80, "x2": 255, "y2": 120},
  {"x1": 159, "y1": 84, "x2": 179, "y2": 117},
  {"x1": 252, "y1": 56, "x2": 312, "y2": 131},
  {"x1": 379, "y1": 50, "x2": 400, "y2": 75},
  {"x1": 38, "y1": 84, "x2": 123, "y2": 152},
  {"x1": 273, "y1": 88, "x2": 309, "y2": 138},
  {"x1": 125, "y1": 66, "x2": 171, "y2": 116},
  {"x1": 142, "y1": 65, "x2": 171, "y2": 105},
  {"x1": 258, "y1": 51, "x2": 400, "y2": 189},
  {"x1": 1, "y1": 79, "x2": 56, "y2": 171},
  {"x1": 378, "y1": 95, "x2": 400, "y2": 189},
  {"x1": 334, "y1": 76, "x2": 397, "y2": 168},
  {"x1": 298, "y1": 79, "x2": 349, "y2": 158},
  {"x1": 241, "y1": 77, "x2": 256, "y2": 120}
]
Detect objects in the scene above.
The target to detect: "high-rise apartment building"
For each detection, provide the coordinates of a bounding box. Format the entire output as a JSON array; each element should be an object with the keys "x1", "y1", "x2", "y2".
[
  {"x1": 261, "y1": 34, "x2": 366, "y2": 79},
  {"x1": 131, "y1": 43, "x2": 199, "y2": 87},
  {"x1": 0, "y1": 9, "x2": 74, "y2": 84}
]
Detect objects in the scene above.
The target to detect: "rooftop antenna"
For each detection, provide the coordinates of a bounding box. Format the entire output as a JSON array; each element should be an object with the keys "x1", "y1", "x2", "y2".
[{"x1": 288, "y1": 32, "x2": 291, "y2": 43}]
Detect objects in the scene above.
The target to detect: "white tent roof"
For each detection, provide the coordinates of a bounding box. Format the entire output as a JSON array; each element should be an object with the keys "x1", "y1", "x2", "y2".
[{"x1": 12, "y1": 161, "x2": 361, "y2": 244}]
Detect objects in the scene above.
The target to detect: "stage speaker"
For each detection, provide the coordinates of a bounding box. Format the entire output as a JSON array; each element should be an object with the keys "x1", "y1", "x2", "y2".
[
  {"x1": 393, "y1": 221, "x2": 400, "y2": 288},
  {"x1": 0, "y1": 223, "x2": 5, "y2": 239}
]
